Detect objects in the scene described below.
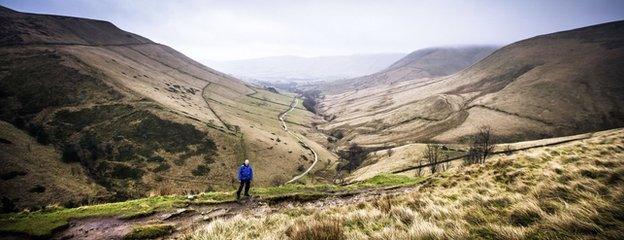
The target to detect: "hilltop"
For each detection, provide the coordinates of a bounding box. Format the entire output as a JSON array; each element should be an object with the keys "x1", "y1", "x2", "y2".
[{"x1": 317, "y1": 46, "x2": 497, "y2": 94}]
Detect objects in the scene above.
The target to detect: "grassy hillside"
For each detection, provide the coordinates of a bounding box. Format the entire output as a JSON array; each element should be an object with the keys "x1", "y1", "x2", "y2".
[
  {"x1": 1, "y1": 128, "x2": 621, "y2": 239},
  {"x1": 318, "y1": 46, "x2": 497, "y2": 94},
  {"x1": 317, "y1": 21, "x2": 624, "y2": 147},
  {"x1": 187, "y1": 128, "x2": 624, "y2": 239},
  {"x1": 0, "y1": 121, "x2": 107, "y2": 211},
  {"x1": 0, "y1": 6, "x2": 336, "y2": 210}
]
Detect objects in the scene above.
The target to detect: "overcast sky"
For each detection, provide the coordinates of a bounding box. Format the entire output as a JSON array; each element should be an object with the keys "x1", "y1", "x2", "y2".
[{"x1": 1, "y1": 0, "x2": 624, "y2": 61}]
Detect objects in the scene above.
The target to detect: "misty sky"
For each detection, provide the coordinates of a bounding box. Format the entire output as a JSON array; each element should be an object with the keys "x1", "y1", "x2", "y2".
[{"x1": 1, "y1": 0, "x2": 624, "y2": 61}]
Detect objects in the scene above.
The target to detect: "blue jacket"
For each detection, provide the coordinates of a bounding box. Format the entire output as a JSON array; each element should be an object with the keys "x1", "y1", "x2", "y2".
[{"x1": 238, "y1": 164, "x2": 253, "y2": 181}]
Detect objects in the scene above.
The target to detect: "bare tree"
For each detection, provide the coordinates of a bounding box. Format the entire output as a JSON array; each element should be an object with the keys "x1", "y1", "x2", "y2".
[
  {"x1": 476, "y1": 125, "x2": 495, "y2": 163},
  {"x1": 424, "y1": 144, "x2": 442, "y2": 174},
  {"x1": 465, "y1": 125, "x2": 496, "y2": 165},
  {"x1": 386, "y1": 148, "x2": 394, "y2": 157},
  {"x1": 415, "y1": 166, "x2": 423, "y2": 177}
]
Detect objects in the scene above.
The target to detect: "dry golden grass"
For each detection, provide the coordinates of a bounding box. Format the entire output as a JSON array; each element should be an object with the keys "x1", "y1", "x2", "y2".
[
  {"x1": 187, "y1": 130, "x2": 624, "y2": 239},
  {"x1": 317, "y1": 21, "x2": 624, "y2": 147}
]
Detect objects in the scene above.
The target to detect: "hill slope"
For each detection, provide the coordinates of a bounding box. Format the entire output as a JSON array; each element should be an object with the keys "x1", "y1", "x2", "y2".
[
  {"x1": 2, "y1": 127, "x2": 621, "y2": 239},
  {"x1": 318, "y1": 21, "x2": 624, "y2": 147},
  {"x1": 0, "y1": 6, "x2": 336, "y2": 209},
  {"x1": 186, "y1": 128, "x2": 624, "y2": 239},
  {"x1": 317, "y1": 46, "x2": 497, "y2": 94}
]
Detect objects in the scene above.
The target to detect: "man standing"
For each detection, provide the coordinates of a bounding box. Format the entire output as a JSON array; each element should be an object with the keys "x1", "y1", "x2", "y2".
[{"x1": 236, "y1": 159, "x2": 253, "y2": 200}]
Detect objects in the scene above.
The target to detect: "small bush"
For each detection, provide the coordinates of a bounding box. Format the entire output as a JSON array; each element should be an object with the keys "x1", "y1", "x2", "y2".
[
  {"x1": 27, "y1": 123, "x2": 49, "y2": 145},
  {"x1": 270, "y1": 175, "x2": 286, "y2": 186},
  {"x1": 111, "y1": 164, "x2": 144, "y2": 179},
  {"x1": 29, "y1": 185, "x2": 46, "y2": 193},
  {"x1": 115, "y1": 144, "x2": 136, "y2": 162},
  {"x1": 0, "y1": 197, "x2": 17, "y2": 213},
  {"x1": 61, "y1": 144, "x2": 81, "y2": 163},
  {"x1": 192, "y1": 164, "x2": 210, "y2": 176},
  {"x1": 297, "y1": 164, "x2": 305, "y2": 172},
  {"x1": 0, "y1": 170, "x2": 27, "y2": 180},
  {"x1": 152, "y1": 163, "x2": 170, "y2": 172},
  {"x1": 78, "y1": 132, "x2": 101, "y2": 161},
  {"x1": 147, "y1": 155, "x2": 165, "y2": 163}
]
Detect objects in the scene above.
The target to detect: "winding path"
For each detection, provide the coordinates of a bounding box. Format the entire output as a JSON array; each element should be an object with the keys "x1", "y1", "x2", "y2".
[{"x1": 280, "y1": 98, "x2": 319, "y2": 184}]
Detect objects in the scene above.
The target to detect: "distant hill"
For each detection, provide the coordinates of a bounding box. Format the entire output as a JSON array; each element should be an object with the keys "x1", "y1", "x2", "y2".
[
  {"x1": 318, "y1": 21, "x2": 624, "y2": 146},
  {"x1": 0, "y1": 6, "x2": 335, "y2": 209},
  {"x1": 317, "y1": 46, "x2": 497, "y2": 93},
  {"x1": 205, "y1": 53, "x2": 406, "y2": 83}
]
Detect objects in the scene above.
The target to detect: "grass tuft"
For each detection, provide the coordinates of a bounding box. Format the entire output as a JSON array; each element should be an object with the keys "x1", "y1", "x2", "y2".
[
  {"x1": 286, "y1": 218, "x2": 345, "y2": 240},
  {"x1": 123, "y1": 224, "x2": 174, "y2": 240}
]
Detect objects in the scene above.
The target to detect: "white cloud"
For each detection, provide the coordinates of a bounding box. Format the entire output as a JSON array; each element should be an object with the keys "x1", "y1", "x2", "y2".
[{"x1": 2, "y1": 0, "x2": 623, "y2": 60}]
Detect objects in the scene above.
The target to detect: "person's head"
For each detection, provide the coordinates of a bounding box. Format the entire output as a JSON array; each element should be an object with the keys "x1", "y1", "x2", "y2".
[{"x1": 244, "y1": 159, "x2": 250, "y2": 166}]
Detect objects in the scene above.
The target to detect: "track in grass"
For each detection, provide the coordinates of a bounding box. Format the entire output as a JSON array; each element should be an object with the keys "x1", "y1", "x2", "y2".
[{"x1": 280, "y1": 97, "x2": 319, "y2": 184}]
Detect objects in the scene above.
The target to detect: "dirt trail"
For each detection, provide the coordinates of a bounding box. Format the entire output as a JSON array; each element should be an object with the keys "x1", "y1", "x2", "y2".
[
  {"x1": 53, "y1": 200, "x2": 256, "y2": 240},
  {"x1": 279, "y1": 98, "x2": 319, "y2": 184},
  {"x1": 53, "y1": 186, "x2": 416, "y2": 240}
]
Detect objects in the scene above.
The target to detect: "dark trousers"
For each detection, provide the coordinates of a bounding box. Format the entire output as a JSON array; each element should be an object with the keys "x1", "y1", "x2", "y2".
[{"x1": 236, "y1": 180, "x2": 251, "y2": 198}]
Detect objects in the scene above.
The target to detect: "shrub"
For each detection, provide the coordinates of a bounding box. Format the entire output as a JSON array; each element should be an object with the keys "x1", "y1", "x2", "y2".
[
  {"x1": 270, "y1": 175, "x2": 286, "y2": 186},
  {"x1": 0, "y1": 197, "x2": 17, "y2": 213},
  {"x1": 147, "y1": 155, "x2": 165, "y2": 163},
  {"x1": 297, "y1": 164, "x2": 305, "y2": 172},
  {"x1": 116, "y1": 144, "x2": 136, "y2": 161},
  {"x1": 62, "y1": 144, "x2": 81, "y2": 163},
  {"x1": 79, "y1": 133, "x2": 100, "y2": 160},
  {"x1": 386, "y1": 148, "x2": 394, "y2": 157},
  {"x1": 152, "y1": 163, "x2": 170, "y2": 172},
  {"x1": 29, "y1": 185, "x2": 46, "y2": 193},
  {"x1": 111, "y1": 164, "x2": 144, "y2": 179},
  {"x1": 329, "y1": 129, "x2": 344, "y2": 140},
  {"x1": 27, "y1": 123, "x2": 49, "y2": 144},
  {"x1": 0, "y1": 170, "x2": 27, "y2": 180},
  {"x1": 192, "y1": 164, "x2": 210, "y2": 176}
]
